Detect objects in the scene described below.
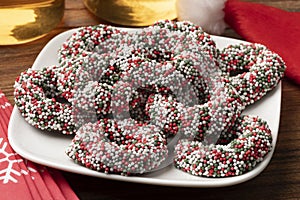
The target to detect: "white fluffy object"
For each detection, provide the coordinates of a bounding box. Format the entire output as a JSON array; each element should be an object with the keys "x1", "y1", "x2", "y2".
[{"x1": 176, "y1": 0, "x2": 227, "y2": 35}]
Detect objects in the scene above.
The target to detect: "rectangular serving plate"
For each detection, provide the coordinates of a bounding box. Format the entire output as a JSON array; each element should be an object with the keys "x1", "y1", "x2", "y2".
[{"x1": 8, "y1": 28, "x2": 282, "y2": 187}]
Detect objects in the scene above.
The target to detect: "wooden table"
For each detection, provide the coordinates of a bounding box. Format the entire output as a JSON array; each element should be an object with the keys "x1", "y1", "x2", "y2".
[{"x1": 1, "y1": 0, "x2": 300, "y2": 199}]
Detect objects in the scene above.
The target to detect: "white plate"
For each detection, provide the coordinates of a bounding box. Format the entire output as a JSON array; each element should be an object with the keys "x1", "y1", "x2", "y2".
[{"x1": 8, "y1": 28, "x2": 282, "y2": 187}]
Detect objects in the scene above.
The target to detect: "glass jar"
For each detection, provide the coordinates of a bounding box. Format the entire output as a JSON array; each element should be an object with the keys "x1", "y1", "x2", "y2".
[
  {"x1": 0, "y1": 0, "x2": 64, "y2": 45},
  {"x1": 83, "y1": 0, "x2": 177, "y2": 26}
]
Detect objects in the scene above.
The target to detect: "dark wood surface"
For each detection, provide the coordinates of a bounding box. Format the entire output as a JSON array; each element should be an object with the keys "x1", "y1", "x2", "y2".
[{"x1": 1, "y1": 0, "x2": 299, "y2": 199}]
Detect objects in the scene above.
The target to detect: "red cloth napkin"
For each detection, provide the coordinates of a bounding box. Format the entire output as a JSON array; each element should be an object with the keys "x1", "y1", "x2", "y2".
[
  {"x1": 0, "y1": 91, "x2": 79, "y2": 200},
  {"x1": 224, "y1": 0, "x2": 300, "y2": 85}
]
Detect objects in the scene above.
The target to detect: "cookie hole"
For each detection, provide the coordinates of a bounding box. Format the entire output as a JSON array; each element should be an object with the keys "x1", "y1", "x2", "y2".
[
  {"x1": 44, "y1": 89, "x2": 71, "y2": 105},
  {"x1": 229, "y1": 68, "x2": 249, "y2": 76},
  {"x1": 129, "y1": 85, "x2": 176, "y2": 122}
]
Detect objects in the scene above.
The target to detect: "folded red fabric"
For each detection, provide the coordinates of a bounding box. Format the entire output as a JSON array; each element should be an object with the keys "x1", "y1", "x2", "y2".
[
  {"x1": 224, "y1": 0, "x2": 300, "y2": 85},
  {"x1": 0, "y1": 91, "x2": 79, "y2": 200}
]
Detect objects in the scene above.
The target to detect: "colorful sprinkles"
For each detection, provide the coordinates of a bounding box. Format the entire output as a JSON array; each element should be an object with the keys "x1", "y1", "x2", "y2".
[
  {"x1": 13, "y1": 20, "x2": 286, "y2": 177},
  {"x1": 219, "y1": 43, "x2": 286, "y2": 106},
  {"x1": 65, "y1": 118, "x2": 168, "y2": 175},
  {"x1": 174, "y1": 115, "x2": 273, "y2": 177},
  {"x1": 14, "y1": 65, "x2": 76, "y2": 134}
]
